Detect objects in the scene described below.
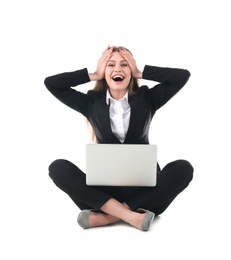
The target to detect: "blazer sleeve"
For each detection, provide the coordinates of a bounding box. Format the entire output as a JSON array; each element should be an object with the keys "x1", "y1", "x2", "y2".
[
  {"x1": 44, "y1": 68, "x2": 92, "y2": 116},
  {"x1": 142, "y1": 65, "x2": 191, "y2": 111}
]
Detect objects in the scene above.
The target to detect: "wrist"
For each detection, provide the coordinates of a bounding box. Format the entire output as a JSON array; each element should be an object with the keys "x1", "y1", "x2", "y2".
[
  {"x1": 133, "y1": 71, "x2": 142, "y2": 79},
  {"x1": 137, "y1": 71, "x2": 143, "y2": 79},
  {"x1": 89, "y1": 73, "x2": 99, "y2": 81}
]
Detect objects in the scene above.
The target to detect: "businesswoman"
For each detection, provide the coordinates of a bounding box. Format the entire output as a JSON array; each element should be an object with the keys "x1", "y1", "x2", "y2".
[{"x1": 44, "y1": 46, "x2": 193, "y2": 231}]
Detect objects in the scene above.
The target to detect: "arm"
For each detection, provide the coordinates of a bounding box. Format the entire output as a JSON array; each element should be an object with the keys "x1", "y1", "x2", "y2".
[
  {"x1": 143, "y1": 65, "x2": 191, "y2": 110},
  {"x1": 44, "y1": 68, "x2": 91, "y2": 115},
  {"x1": 44, "y1": 68, "x2": 90, "y2": 89},
  {"x1": 119, "y1": 47, "x2": 190, "y2": 110},
  {"x1": 44, "y1": 46, "x2": 115, "y2": 114}
]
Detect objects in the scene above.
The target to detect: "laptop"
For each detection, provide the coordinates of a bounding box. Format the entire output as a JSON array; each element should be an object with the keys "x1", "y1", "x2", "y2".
[{"x1": 86, "y1": 144, "x2": 157, "y2": 187}]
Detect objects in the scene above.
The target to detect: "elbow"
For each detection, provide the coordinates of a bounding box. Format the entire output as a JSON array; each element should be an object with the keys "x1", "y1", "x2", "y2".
[
  {"x1": 44, "y1": 76, "x2": 54, "y2": 91},
  {"x1": 183, "y1": 69, "x2": 191, "y2": 85},
  {"x1": 44, "y1": 77, "x2": 50, "y2": 88},
  {"x1": 186, "y1": 69, "x2": 191, "y2": 79}
]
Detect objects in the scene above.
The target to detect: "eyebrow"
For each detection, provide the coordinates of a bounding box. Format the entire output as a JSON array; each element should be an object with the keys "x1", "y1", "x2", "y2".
[{"x1": 108, "y1": 59, "x2": 127, "y2": 62}]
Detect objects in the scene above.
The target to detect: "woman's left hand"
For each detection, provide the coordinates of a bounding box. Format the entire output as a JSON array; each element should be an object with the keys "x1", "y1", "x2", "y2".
[{"x1": 119, "y1": 48, "x2": 142, "y2": 79}]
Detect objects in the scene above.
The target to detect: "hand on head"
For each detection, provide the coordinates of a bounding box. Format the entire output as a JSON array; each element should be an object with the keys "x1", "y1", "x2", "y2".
[
  {"x1": 118, "y1": 47, "x2": 141, "y2": 79},
  {"x1": 93, "y1": 46, "x2": 114, "y2": 80},
  {"x1": 92, "y1": 45, "x2": 142, "y2": 81}
]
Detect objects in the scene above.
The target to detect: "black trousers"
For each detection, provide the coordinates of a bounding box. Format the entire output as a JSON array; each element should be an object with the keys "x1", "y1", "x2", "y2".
[{"x1": 48, "y1": 159, "x2": 193, "y2": 216}]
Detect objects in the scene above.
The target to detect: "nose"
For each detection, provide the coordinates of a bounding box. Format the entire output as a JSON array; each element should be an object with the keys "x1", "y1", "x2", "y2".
[{"x1": 114, "y1": 65, "x2": 121, "y2": 72}]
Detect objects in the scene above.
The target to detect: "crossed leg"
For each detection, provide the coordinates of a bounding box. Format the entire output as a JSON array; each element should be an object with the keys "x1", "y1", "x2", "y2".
[{"x1": 89, "y1": 200, "x2": 146, "y2": 229}]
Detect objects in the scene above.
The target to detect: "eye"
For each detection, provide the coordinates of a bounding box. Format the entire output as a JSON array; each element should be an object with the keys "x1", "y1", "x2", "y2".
[
  {"x1": 108, "y1": 63, "x2": 115, "y2": 67},
  {"x1": 121, "y1": 63, "x2": 128, "y2": 67}
]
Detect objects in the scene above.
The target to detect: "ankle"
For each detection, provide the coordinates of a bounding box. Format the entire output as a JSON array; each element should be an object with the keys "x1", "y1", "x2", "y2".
[
  {"x1": 126, "y1": 211, "x2": 143, "y2": 227},
  {"x1": 89, "y1": 211, "x2": 119, "y2": 227}
]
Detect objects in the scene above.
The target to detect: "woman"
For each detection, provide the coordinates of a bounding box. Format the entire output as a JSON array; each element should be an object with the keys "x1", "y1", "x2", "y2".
[{"x1": 44, "y1": 46, "x2": 193, "y2": 231}]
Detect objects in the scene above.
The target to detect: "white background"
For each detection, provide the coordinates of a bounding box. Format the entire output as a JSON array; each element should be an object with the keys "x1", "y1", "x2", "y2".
[{"x1": 1, "y1": 0, "x2": 230, "y2": 259}]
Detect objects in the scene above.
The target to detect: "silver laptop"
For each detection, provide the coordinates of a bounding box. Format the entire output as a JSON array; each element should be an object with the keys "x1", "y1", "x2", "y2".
[{"x1": 86, "y1": 144, "x2": 157, "y2": 187}]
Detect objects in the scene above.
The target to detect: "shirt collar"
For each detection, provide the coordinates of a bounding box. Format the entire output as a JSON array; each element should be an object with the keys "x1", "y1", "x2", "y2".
[{"x1": 106, "y1": 89, "x2": 128, "y2": 105}]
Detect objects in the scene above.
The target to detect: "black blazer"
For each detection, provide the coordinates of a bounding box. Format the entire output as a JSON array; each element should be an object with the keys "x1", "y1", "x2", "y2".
[{"x1": 44, "y1": 65, "x2": 190, "y2": 144}]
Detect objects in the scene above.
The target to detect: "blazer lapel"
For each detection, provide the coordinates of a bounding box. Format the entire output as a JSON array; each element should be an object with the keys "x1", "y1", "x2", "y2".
[
  {"x1": 124, "y1": 95, "x2": 139, "y2": 143},
  {"x1": 94, "y1": 92, "x2": 121, "y2": 143}
]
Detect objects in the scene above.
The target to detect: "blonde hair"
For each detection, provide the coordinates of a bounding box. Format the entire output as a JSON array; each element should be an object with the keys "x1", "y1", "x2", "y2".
[
  {"x1": 93, "y1": 46, "x2": 139, "y2": 95},
  {"x1": 86, "y1": 46, "x2": 140, "y2": 143},
  {"x1": 85, "y1": 118, "x2": 98, "y2": 144}
]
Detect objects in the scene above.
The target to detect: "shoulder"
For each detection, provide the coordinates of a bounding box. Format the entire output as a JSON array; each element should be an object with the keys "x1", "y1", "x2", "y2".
[
  {"x1": 87, "y1": 89, "x2": 105, "y2": 97},
  {"x1": 128, "y1": 86, "x2": 150, "y2": 104},
  {"x1": 132, "y1": 85, "x2": 149, "y2": 97},
  {"x1": 87, "y1": 90, "x2": 106, "y2": 103}
]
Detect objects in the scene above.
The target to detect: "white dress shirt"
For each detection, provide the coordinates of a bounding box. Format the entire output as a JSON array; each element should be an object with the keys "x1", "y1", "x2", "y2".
[{"x1": 106, "y1": 90, "x2": 131, "y2": 143}]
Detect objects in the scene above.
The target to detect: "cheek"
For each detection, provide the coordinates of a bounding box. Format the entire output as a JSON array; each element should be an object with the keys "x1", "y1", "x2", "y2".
[
  {"x1": 104, "y1": 72, "x2": 109, "y2": 81},
  {"x1": 126, "y1": 70, "x2": 131, "y2": 79},
  {"x1": 104, "y1": 69, "x2": 111, "y2": 79},
  {"x1": 126, "y1": 74, "x2": 131, "y2": 83},
  {"x1": 105, "y1": 75, "x2": 111, "y2": 84}
]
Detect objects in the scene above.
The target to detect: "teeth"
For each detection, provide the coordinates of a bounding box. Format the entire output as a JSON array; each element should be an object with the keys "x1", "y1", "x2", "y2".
[{"x1": 113, "y1": 75, "x2": 124, "y2": 79}]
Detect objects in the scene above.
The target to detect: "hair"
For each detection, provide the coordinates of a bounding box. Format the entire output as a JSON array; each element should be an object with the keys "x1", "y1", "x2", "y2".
[
  {"x1": 92, "y1": 46, "x2": 140, "y2": 95},
  {"x1": 86, "y1": 46, "x2": 140, "y2": 143}
]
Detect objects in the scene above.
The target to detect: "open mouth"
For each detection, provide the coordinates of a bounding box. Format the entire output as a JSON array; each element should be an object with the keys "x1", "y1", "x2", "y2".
[{"x1": 112, "y1": 75, "x2": 124, "y2": 82}]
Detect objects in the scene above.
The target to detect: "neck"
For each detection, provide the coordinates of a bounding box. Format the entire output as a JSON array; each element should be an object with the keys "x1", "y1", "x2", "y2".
[{"x1": 109, "y1": 90, "x2": 127, "y2": 100}]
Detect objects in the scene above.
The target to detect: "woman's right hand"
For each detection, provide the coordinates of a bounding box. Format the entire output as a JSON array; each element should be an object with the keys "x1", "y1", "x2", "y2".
[{"x1": 89, "y1": 46, "x2": 113, "y2": 81}]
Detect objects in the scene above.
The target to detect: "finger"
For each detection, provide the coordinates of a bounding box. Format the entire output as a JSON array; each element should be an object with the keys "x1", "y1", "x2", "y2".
[
  {"x1": 104, "y1": 45, "x2": 114, "y2": 53},
  {"x1": 102, "y1": 46, "x2": 110, "y2": 55},
  {"x1": 99, "y1": 47, "x2": 112, "y2": 65},
  {"x1": 103, "y1": 47, "x2": 113, "y2": 61},
  {"x1": 119, "y1": 48, "x2": 137, "y2": 74},
  {"x1": 119, "y1": 47, "x2": 131, "y2": 58},
  {"x1": 119, "y1": 48, "x2": 130, "y2": 60}
]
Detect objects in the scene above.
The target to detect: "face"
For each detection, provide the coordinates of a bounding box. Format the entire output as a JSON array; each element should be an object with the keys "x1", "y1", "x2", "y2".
[{"x1": 104, "y1": 52, "x2": 131, "y2": 99}]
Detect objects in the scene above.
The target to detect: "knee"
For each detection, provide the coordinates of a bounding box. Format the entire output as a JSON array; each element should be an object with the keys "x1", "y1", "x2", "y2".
[
  {"x1": 48, "y1": 159, "x2": 67, "y2": 180},
  {"x1": 177, "y1": 159, "x2": 194, "y2": 183}
]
